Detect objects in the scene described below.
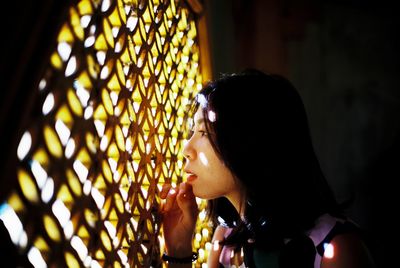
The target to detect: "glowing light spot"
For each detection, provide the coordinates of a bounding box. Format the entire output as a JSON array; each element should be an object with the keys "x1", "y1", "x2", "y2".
[
  {"x1": 118, "y1": 250, "x2": 128, "y2": 264},
  {"x1": 133, "y1": 102, "x2": 140, "y2": 113},
  {"x1": 83, "y1": 180, "x2": 92, "y2": 195},
  {"x1": 84, "y1": 36, "x2": 95, "y2": 48},
  {"x1": 38, "y1": 79, "x2": 47, "y2": 91},
  {"x1": 31, "y1": 160, "x2": 47, "y2": 189},
  {"x1": 323, "y1": 243, "x2": 334, "y2": 258},
  {"x1": 195, "y1": 233, "x2": 202, "y2": 241},
  {"x1": 131, "y1": 218, "x2": 138, "y2": 231},
  {"x1": 101, "y1": 0, "x2": 111, "y2": 12},
  {"x1": 96, "y1": 51, "x2": 106, "y2": 65},
  {"x1": 134, "y1": 45, "x2": 141, "y2": 55},
  {"x1": 108, "y1": 158, "x2": 117, "y2": 173},
  {"x1": 0, "y1": 204, "x2": 24, "y2": 245},
  {"x1": 58, "y1": 42, "x2": 71, "y2": 62},
  {"x1": 84, "y1": 106, "x2": 93, "y2": 119},
  {"x1": 90, "y1": 25, "x2": 96, "y2": 34},
  {"x1": 90, "y1": 260, "x2": 102, "y2": 268},
  {"x1": 127, "y1": 16, "x2": 138, "y2": 31},
  {"x1": 104, "y1": 221, "x2": 116, "y2": 238},
  {"x1": 71, "y1": 235, "x2": 88, "y2": 261},
  {"x1": 115, "y1": 42, "x2": 121, "y2": 53},
  {"x1": 199, "y1": 210, "x2": 206, "y2": 221},
  {"x1": 137, "y1": 58, "x2": 143, "y2": 67},
  {"x1": 65, "y1": 56, "x2": 77, "y2": 76},
  {"x1": 199, "y1": 152, "x2": 208, "y2": 166},
  {"x1": 110, "y1": 91, "x2": 118, "y2": 106},
  {"x1": 100, "y1": 136, "x2": 109, "y2": 151},
  {"x1": 73, "y1": 160, "x2": 88, "y2": 183},
  {"x1": 141, "y1": 244, "x2": 148, "y2": 254},
  {"x1": 125, "y1": 138, "x2": 132, "y2": 153},
  {"x1": 74, "y1": 81, "x2": 90, "y2": 107},
  {"x1": 217, "y1": 216, "x2": 226, "y2": 225},
  {"x1": 65, "y1": 138, "x2": 76, "y2": 159},
  {"x1": 197, "y1": 94, "x2": 207, "y2": 108},
  {"x1": 213, "y1": 240, "x2": 220, "y2": 251},
  {"x1": 41, "y1": 177, "x2": 54, "y2": 203},
  {"x1": 187, "y1": 78, "x2": 194, "y2": 87},
  {"x1": 205, "y1": 242, "x2": 212, "y2": 251},
  {"x1": 27, "y1": 246, "x2": 47, "y2": 268},
  {"x1": 17, "y1": 131, "x2": 32, "y2": 160},
  {"x1": 202, "y1": 228, "x2": 209, "y2": 238},
  {"x1": 120, "y1": 188, "x2": 128, "y2": 201},
  {"x1": 91, "y1": 187, "x2": 105, "y2": 209},
  {"x1": 55, "y1": 119, "x2": 70, "y2": 146},
  {"x1": 52, "y1": 199, "x2": 71, "y2": 228},
  {"x1": 80, "y1": 15, "x2": 91, "y2": 28},
  {"x1": 208, "y1": 110, "x2": 216, "y2": 122},
  {"x1": 199, "y1": 248, "x2": 205, "y2": 260},
  {"x1": 112, "y1": 27, "x2": 119, "y2": 38},
  {"x1": 19, "y1": 231, "x2": 28, "y2": 248},
  {"x1": 84, "y1": 256, "x2": 92, "y2": 267},
  {"x1": 100, "y1": 66, "x2": 109, "y2": 79},
  {"x1": 42, "y1": 92, "x2": 55, "y2": 115},
  {"x1": 64, "y1": 220, "x2": 74, "y2": 239},
  {"x1": 94, "y1": 120, "x2": 105, "y2": 137}
]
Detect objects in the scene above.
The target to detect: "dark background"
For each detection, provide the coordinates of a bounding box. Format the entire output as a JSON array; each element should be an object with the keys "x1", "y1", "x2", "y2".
[{"x1": 204, "y1": 0, "x2": 399, "y2": 266}]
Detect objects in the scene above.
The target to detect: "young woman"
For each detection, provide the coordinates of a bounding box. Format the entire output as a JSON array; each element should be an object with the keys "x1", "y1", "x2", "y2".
[{"x1": 159, "y1": 69, "x2": 375, "y2": 267}]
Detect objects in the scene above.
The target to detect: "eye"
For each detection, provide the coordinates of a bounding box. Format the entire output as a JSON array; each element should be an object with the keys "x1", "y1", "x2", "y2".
[{"x1": 198, "y1": 130, "x2": 207, "y2": 137}]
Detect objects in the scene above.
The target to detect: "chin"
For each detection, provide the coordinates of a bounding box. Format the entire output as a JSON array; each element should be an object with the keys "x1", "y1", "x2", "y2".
[{"x1": 192, "y1": 187, "x2": 218, "y2": 200}]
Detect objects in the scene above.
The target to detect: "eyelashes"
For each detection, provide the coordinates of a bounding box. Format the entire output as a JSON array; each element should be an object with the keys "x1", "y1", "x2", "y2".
[
  {"x1": 186, "y1": 129, "x2": 208, "y2": 139},
  {"x1": 198, "y1": 130, "x2": 207, "y2": 137}
]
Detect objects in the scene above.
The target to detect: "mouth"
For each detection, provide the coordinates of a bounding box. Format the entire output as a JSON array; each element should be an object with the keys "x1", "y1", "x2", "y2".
[{"x1": 184, "y1": 170, "x2": 198, "y2": 182}]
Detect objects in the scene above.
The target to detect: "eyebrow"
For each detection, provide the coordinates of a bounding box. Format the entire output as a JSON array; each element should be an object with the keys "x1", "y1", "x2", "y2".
[{"x1": 195, "y1": 118, "x2": 205, "y2": 125}]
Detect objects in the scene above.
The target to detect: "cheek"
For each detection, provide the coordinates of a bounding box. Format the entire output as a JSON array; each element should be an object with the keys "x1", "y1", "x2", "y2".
[
  {"x1": 198, "y1": 152, "x2": 209, "y2": 166},
  {"x1": 209, "y1": 161, "x2": 236, "y2": 187}
]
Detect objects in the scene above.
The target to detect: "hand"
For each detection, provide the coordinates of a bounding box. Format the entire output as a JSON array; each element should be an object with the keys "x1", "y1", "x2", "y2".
[{"x1": 160, "y1": 182, "x2": 199, "y2": 257}]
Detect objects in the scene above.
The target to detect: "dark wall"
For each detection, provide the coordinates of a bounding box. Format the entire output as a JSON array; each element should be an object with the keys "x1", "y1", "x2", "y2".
[{"x1": 205, "y1": 0, "x2": 399, "y2": 266}]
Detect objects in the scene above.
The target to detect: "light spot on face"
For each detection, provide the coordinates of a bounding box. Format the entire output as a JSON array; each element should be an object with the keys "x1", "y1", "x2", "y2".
[
  {"x1": 199, "y1": 152, "x2": 209, "y2": 166},
  {"x1": 208, "y1": 110, "x2": 216, "y2": 122},
  {"x1": 197, "y1": 94, "x2": 208, "y2": 108},
  {"x1": 323, "y1": 243, "x2": 334, "y2": 258}
]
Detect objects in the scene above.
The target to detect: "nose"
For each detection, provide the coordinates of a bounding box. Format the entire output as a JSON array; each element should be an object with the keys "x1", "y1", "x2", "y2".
[{"x1": 182, "y1": 137, "x2": 195, "y2": 161}]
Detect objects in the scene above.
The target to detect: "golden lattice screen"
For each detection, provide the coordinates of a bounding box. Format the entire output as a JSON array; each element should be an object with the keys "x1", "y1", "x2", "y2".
[{"x1": 0, "y1": 0, "x2": 213, "y2": 267}]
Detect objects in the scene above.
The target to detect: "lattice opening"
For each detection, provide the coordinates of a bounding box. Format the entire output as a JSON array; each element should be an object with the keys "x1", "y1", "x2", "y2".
[{"x1": 1, "y1": 0, "x2": 212, "y2": 267}]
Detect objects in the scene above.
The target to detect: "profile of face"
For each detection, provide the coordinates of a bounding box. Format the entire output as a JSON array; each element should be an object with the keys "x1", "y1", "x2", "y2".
[{"x1": 183, "y1": 108, "x2": 239, "y2": 201}]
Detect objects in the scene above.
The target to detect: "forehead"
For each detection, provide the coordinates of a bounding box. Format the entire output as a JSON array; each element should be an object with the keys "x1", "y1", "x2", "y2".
[{"x1": 194, "y1": 108, "x2": 204, "y2": 123}]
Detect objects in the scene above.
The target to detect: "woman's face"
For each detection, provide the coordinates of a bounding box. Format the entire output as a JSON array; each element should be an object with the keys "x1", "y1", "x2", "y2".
[{"x1": 183, "y1": 108, "x2": 240, "y2": 202}]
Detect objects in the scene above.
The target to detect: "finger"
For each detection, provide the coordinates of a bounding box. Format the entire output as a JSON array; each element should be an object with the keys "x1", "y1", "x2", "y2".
[
  {"x1": 160, "y1": 183, "x2": 172, "y2": 199},
  {"x1": 177, "y1": 183, "x2": 198, "y2": 218},
  {"x1": 163, "y1": 187, "x2": 178, "y2": 212},
  {"x1": 178, "y1": 182, "x2": 195, "y2": 200}
]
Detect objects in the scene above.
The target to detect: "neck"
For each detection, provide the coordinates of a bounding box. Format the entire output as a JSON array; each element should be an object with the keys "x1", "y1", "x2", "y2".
[{"x1": 226, "y1": 190, "x2": 246, "y2": 218}]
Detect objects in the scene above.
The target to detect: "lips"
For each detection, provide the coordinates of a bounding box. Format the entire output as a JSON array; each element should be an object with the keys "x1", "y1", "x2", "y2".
[{"x1": 184, "y1": 169, "x2": 198, "y2": 182}]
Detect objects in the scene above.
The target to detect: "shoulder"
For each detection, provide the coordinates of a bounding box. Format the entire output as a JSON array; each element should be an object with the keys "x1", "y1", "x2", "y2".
[
  {"x1": 320, "y1": 232, "x2": 376, "y2": 268},
  {"x1": 207, "y1": 225, "x2": 230, "y2": 268},
  {"x1": 212, "y1": 225, "x2": 230, "y2": 241}
]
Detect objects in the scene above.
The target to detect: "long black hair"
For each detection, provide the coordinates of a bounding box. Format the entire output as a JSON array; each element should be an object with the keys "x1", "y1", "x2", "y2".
[{"x1": 189, "y1": 69, "x2": 344, "y2": 258}]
